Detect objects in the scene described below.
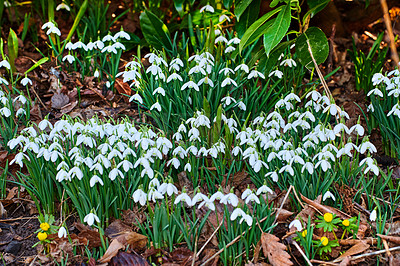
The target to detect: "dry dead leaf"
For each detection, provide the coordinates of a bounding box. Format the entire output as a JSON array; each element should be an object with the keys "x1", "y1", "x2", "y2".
[
  {"x1": 261, "y1": 233, "x2": 293, "y2": 266},
  {"x1": 98, "y1": 238, "x2": 125, "y2": 263},
  {"x1": 339, "y1": 241, "x2": 369, "y2": 258},
  {"x1": 114, "y1": 78, "x2": 132, "y2": 96},
  {"x1": 51, "y1": 92, "x2": 69, "y2": 109},
  {"x1": 339, "y1": 256, "x2": 351, "y2": 266},
  {"x1": 275, "y1": 209, "x2": 294, "y2": 223},
  {"x1": 110, "y1": 251, "x2": 150, "y2": 266},
  {"x1": 0, "y1": 201, "x2": 6, "y2": 218}
]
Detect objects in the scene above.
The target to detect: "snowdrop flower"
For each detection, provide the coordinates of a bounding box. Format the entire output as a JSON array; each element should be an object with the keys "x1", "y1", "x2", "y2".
[
  {"x1": 0, "y1": 77, "x2": 9, "y2": 85},
  {"x1": 359, "y1": 141, "x2": 377, "y2": 154},
  {"x1": 236, "y1": 101, "x2": 247, "y2": 111},
  {"x1": 269, "y1": 70, "x2": 283, "y2": 79},
  {"x1": 219, "y1": 14, "x2": 231, "y2": 22},
  {"x1": 169, "y1": 58, "x2": 184, "y2": 71},
  {"x1": 102, "y1": 34, "x2": 115, "y2": 42},
  {"x1": 56, "y1": 2, "x2": 70, "y2": 11},
  {"x1": 174, "y1": 191, "x2": 192, "y2": 206},
  {"x1": 367, "y1": 88, "x2": 383, "y2": 97},
  {"x1": 129, "y1": 93, "x2": 143, "y2": 104},
  {"x1": 167, "y1": 157, "x2": 180, "y2": 169},
  {"x1": 84, "y1": 212, "x2": 100, "y2": 226},
  {"x1": 323, "y1": 191, "x2": 336, "y2": 201},
  {"x1": 369, "y1": 209, "x2": 377, "y2": 222},
  {"x1": 221, "y1": 193, "x2": 239, "y2": 207},
  {"x1": 181, "y1": 81, "x2": 199, "y2": 91},
  {"x1": 372, "y1": 73, "x2": 389, "y2": 86},
  {"x1": 14, "y1": 95, "x2": 27, "y2": 104},
  {"x1": 289, "y1": 219, "x2": 302, "y2": 231},
  {"x1": 192, "y1": 192, "x2": 208, "y2": 205},
  {"x1": 41, "y1": 21, "x2": 55, "y2": 30},
  {"x1": 280, "y1": 58, "x2": 297, "y2": 67},
  {"x1": 21, "y1": 77, "x2": 32, "y2": 86},
  {"x1": 58, "y1": 227, "x2": 67, "y2": 238},
  {"x1": 221, "y1": 95, "x2": 236, "y2": 107},
  {"x1": 159, "y1": 182, "x2": 178, "y2": 197},
  {"x1": 210, "y1": 191, "x2": 224, "y2": 202},
  {"x1": 221, "y1": 77, "x2": 237, "y2": 87},
  {"x1": 62, "y1": 54, "x2": 75, "y2": 64},
  {"x1": 235, "y1": 64, "x2": 249, "y2": 73},
  {"x1": 133, "y1": 188, "x2": 147, "y2": 206},
  {"x1": 349, "y1": 124, "x2": 364, "y2": 136},
  {"x1": 228, "y1": 37, "x2": 241, "y2": 45},
  {"x1": 112, "y1": 42, "x2": 126, "y2": 50},
  {"x1": 214, "y1": 29, "x2": 221, "y2": 35},
  {"x1": 248, "y1": 69, "x2": 265, "y2": 79},
  {"x1": 167, "y1": 73, "x2": 183, "y2": 83},
  {"x1": 94, "y1": 40, "x2": 105, "y2": 50},
  {"x1": 101, "y1": 45, "x2": 117, "y2": 54},
  {"x1": 256, "y1": 184, "x2": 273, "y2": 195},
  {"x1": 301, "y1": 162, "x2": 314, "y2": 175},
  {"x1": 230, "y1": 208, "x2": 253, "y2": 226},
  {"x1": 0, "y1": 60, "x2": 11, "y2": 70},
  {"x1": 200, "y1": 4, "x2": 214, "y2": 13},
  {"x1": 224, "y1": 46, "x2": 236, "y2": 53},
  {"x1": 90, "y1": 175, "x2": 104, "y2": 187},
  {"x1": 10, "y1": 152, "x2": 30, "y2": 168},
  {"x1": 46, "y1": 24, "x2": 61, "y2": 36},
  {"x1": 323, "y1": 103, "x2": 341, "y2": 116},
  {"x1": 219, "y1": 67, "x2": 235, "y2": 76},
  {"x1": 109, "y1": 168, "x2": 124, "y2": 181},
  {"x1": 72, "y1": 41, "x2": 88, "y2": 51},
  {"x1": 150, "y1": 102, "x2": 162, "y2": 112},
  {"x1": 114, "y1": 30, "x2": 130, "y2": 40},
  {"x1": 198, "y1": 198, "x2": 215, "y2": 211},
  {"x1": 245, "y1": 192, "x2": 260, "y2": 204},
  {"x1": 153, "y1": 87, "x2": 166, "y2": 96},
  {"x1": 198, "y1": 76, "x2": 214, "y2": 87},
  {"x1": 215, "y1": 36, "x2": 228, "y2": 44}
]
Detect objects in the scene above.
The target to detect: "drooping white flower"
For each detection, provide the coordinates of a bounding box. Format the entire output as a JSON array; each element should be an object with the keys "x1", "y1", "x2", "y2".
[
  {"x1": 256, "y1": 185, "x2": 273, "y2": 195},
  {"x1": 150, "y1": 102, "x2": 162, "y2": 112},
  {"x1": 174, "y1": 192, "x2": 192, "y2": 206},
  {"x1": 370, "y1": 209, "x2": 377, "y2": 222},
  {"x1": 84, "y1": 212, "x2": 100, "y2": 226},
  {"x1": 62, "y1": 54, "x2": 75, "y2": 64},
  {"x1": 129, "y1": 93, "x2": 143, "y2": 104},
  {"x1": 280, "y1": 58, "x2": 297, "y2": 67},
  {"x1": 323, "y1": 191, "x2": 336, "y2": 201},
  {"x1": 221, "y1": 193, "x2": 239, "y2": 207},
  {"x1": 133, "y1": 188, "x2": 147, "y2": 206},
  {"x1": 289, "y1": 219, "x2": 302, "y2": 231},
  {"x1": 269, "y1": 70, "x2": 283, "y2": 79},
  {"x1": 181, "y1": 81, "x2": 200, "y2": 91},
  {"x1": 58, "y1": 227, "x2": 68, "y2": 238},
  {"x1": 56, "y1": 3, "x2": 70, "y2": 11},
  {"x1": 21, "y1": 77, "x2": 32, "y2": 86},
  {"x1": 0, "y1": 60, "x2": 11, "y2": 70},
  {"x1": 200, "y1": 4, "x2": 214, "y2": 13},
  {"x1": 114, "y1": 30, "x2": 130, "y2": 40},
  {"x1": 90, "y1": 175, "x2": 104, "y2": 187}
]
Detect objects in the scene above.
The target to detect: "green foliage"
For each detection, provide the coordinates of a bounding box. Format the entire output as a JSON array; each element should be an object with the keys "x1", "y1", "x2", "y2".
[
  {"x1": 140, "y1": 10, "x2": 172, "y2": 51},
  {"x1": 348, "y1": 32, "x2": 388, "y2": 93},
  {"x1": 295, "y1": 27, "x2": 329, "y2": 69}
]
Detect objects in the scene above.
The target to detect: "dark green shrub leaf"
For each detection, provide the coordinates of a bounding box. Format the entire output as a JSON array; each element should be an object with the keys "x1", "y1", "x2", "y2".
[{"x1": 295, "y1": 27, "x2": 329, "y2": 68}]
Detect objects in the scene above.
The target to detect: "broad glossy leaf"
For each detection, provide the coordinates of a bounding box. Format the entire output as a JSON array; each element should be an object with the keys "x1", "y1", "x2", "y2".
[
  {"x1": 140, "y1": 10, "x2": 172, "y2": 51},
  {"x1": 295, "y1": 27, "x2": 329, "y2": 68},
  {"x1": 263, "y1": 3, "x2": 291, "y2": 56},
  {"x1": 236, "y1": 0, "x2": 261, "y2": 38},
  {"x1": 239, "y1": 6, "x2": 283, "y2": 52},
  {"x1": 234, "y1": 0, "x2": 252, "y2": 21}
]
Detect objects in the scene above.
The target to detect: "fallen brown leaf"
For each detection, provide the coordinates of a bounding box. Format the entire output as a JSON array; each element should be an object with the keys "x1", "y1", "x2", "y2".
[
  {"x1": 301, "y1": 194, "x2": 350, "y2": 220},
  {"x1": 114, "y1": 78, "x2": 132, "y2": 96},
  {"x1": 98, "y1": 238, "x2": 125, "y2": 263},
  {"x1": 339, "y1": 256, "x2": 351, "y2": 266},
  {"x1": 110, "y1": 251, "x2": 150, "y2": 265},
  {"x1": 261, "y1": 233, "x2": 293, "y2": 266},
  {"x1": 339, "y1": 241, "x2": 370, "y2": 258}
]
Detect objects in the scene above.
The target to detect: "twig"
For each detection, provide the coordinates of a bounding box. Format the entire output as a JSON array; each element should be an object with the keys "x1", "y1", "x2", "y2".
[
  {"x1": 382, "y1": 239, "x2": 392, "y2": 257},
  {"x1": 333, "y1": 246, "x2": 400, "y2": 263},
  {"x1": 0, "y1": 216, "x2": 37, "y2": 222},
  {"x1": 292, "y1": 241, "x2": 313, "y2": 266},
  {"x1": 272, "y1": 185, "x2": 293, "y2": 225},
  {"x1": 380, "y1": 0, "x2": 399, "y2": 66},
  {"x1": 196, "y1": 219, "x2": 223, "y2": 259},
  {"x1": 310, "y1": 259, "x2": 338, "y2": 265},
  {"x1": 191, "y1": 233, "x2": 198, "y2": 266}
]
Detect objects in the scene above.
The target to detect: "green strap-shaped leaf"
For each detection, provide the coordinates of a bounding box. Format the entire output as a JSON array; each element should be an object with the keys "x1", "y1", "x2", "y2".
[
  {"x1": 295, "y1": 27, "x2": 329, "y2": 69},
  {"x1": 174, "y1": 0, "x2": 185, "y2": 17},
  {"x1": 140, "y1": 10, "x2": 172, "y2": 51},
  {"x1": 263, "y1": 2, "x2": 291, "y2": 56},
  {"x1": 239, "y1": 6, "x2": 283, "y2": 53},
  {"x1": 236, "y1": 0, "x2": 261, "y2": 38},
  {"x1": 234, "y1": 0, "x2": 253, "y2": 21}
]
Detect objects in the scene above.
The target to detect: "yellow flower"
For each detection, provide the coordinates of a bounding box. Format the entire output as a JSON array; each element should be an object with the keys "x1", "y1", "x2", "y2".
[
  {"x1": 320, "y1": 236, "x2": 329, "y2": 246},
  {"x1": 324, "y1": 213, "x2": 333, "y2": 223},
  {"x1": 40, "y1": 222, "x2": 50, "y2": 231},
  {"x1": 301, "y1": 230, "x2": 307, "y2": 238},
  {"x1": 37, "y1": 232, "x2": 48, "y2": 241},
  {"x1": 342, "y1": 219, "x2": 350, "y2": 227}
]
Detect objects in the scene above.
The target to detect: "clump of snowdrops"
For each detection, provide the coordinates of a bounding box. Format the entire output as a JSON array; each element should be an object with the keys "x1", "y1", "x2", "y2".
[{"x1": 367, "y1": 68, "x2": 400, "y2": 158}]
